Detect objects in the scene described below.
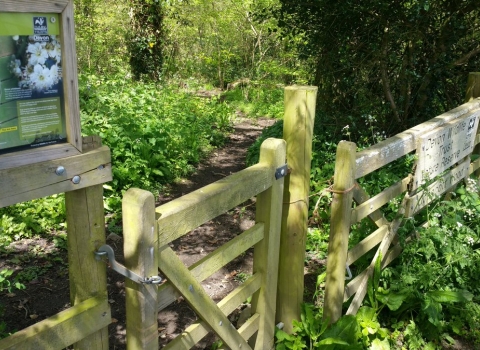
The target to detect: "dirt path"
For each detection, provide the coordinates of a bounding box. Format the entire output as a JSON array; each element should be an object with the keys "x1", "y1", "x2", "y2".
[{"x1": 0, "y1": 117, "x2": 276, "y2": 349}]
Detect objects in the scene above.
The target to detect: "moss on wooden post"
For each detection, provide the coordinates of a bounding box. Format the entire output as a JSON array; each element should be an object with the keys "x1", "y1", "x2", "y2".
[
  {"x1": 66, "y1": 185, "x2": 109, "y2": 349},
  {"x1": 123, "y1": 188, "x2": 158, "y2": 350},
  {"x1": 276, "y1": 86, "x2": 317, "y2": 333},
  {"x1": 322, "y1": 141, "x2": 357, "y2": 324}
]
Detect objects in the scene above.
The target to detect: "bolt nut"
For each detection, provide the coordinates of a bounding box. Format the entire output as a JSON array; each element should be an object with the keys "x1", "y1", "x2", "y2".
[
  {"x1": 72, "y1": 175, "x2": 81, "y2": 184},
  {"x1": 55, "y1": 166, "x2": 65, "y2": 176}
]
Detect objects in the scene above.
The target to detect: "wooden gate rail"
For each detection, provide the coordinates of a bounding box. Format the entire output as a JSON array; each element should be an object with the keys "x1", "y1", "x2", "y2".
[
  {"x1": 324, "y1": 95, "x2": 480, "y2": 323},
  {"x1": 123, "y1": 138, "x2": 286, "y2": 350},
  {"x1": 0, "y1": 296, "x2": 110, "y2": 350}
]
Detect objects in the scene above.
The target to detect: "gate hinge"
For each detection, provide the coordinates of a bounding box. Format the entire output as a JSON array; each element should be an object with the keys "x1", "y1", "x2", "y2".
[
  {"x1": 275, "y1": 164, "x2": 289, "y2": 180},
  {"x1": 95, "y1": 245, "x2": 162, "y2": 285}
]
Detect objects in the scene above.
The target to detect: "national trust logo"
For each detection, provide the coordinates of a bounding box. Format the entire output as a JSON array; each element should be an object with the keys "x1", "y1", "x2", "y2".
[{"x1": 33, "y1": 16, "x2": 48, "y2": 34}]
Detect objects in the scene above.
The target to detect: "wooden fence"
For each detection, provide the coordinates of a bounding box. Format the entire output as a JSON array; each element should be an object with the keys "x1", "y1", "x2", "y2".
[
  {"x1": 122, "y1": 138, "x2": 286, "y2": 350},
  {"x1": 0, "y1": 85, "x2": 316, "y2": 349},
  {"x1": 0, "y1": 136, "x2": 112, "y2": 349},
  {"x1": 323, "y1": 74, "x2": 480, "y2": 323}
]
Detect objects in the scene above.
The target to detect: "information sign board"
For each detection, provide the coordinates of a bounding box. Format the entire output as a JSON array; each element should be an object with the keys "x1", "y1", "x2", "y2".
[
  {"x1": 0, "y1": 13, "x2": 66, "y2": 153},
  {"x1": 412, "y1": 111, "x2": 480, "y2": 190},
  {"x1": 0, "y1": 0, "x2": 81, "y2": 167}
]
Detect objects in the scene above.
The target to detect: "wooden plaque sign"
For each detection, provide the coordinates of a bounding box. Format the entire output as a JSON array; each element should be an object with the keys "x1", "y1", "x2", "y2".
[
  {"x1": 0, "y1": 0, "x2": 81, "y2": 169},
  {"x1": 412, "y1": 110, "x2": 480, "y2": 190}
]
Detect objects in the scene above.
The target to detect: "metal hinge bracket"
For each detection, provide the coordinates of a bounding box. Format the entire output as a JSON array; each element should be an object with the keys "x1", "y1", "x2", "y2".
[
  {"x1": 95, "y1": 245, "x2": 162, "y2": 285},
  {"x1": 275, "y1": 164, "x2": 289, "y2": 180}
]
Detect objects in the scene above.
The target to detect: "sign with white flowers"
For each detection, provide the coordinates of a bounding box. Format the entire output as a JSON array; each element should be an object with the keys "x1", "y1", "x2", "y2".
[{"x1": 0, "y1": 12, "x2": 66, "y2": 153}]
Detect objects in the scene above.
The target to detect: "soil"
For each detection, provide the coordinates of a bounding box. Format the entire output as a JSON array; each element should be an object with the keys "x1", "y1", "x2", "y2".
[{"x1": 0, "y1": 117, "x2": 277, "y2": 349}]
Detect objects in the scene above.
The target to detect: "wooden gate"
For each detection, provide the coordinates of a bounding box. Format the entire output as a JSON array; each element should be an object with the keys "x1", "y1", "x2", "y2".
[
  {"x1": 121, "y1": 138, "x2": 286, "y2": 349},
  {"x1": 323, "y1": 93, "x2": 480, "y2": 322}
]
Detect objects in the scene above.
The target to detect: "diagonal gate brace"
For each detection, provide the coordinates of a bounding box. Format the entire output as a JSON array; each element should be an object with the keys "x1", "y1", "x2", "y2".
[{"x1": 158, "y1": 245, "x2": 252, "y2": 350}]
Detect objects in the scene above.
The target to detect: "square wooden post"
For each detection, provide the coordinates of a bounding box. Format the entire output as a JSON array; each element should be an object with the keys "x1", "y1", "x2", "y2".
[{"x1": 276, "y1": 86, "x2": 317, "y2": 333}]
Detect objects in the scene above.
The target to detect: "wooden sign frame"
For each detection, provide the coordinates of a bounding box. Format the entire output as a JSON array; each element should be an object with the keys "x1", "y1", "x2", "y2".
[{"x1": 0, "y1": 0, "x2": 81, "y2": 171}]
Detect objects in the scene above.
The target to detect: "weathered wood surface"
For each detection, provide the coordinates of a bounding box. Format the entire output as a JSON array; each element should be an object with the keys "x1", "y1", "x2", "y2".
[
  {"x1": 413, "y1": 112, "x2": 479, "y2": 189},
  {"x1": 61, "y1": 0, "x2": 82, "y2": 151},
  {"x1": 351, "y1": 176, "x2": 411, "y2": 224},
  {"x1": 159, "y1": 246, "x2": 252, "y2": 350},
  {"x1": 352, "y1": 185, "x2": 389, "y2": 228},
  {"x1": 123, "y1": 189, "x2": 158, "y2": 350},
  {"x1": 163, "y1": 275, "x2": 261, "y2": 350},
  {"x1": 346, "y1": 225, "x2": 388, "y2": 266},
  {"x1": 0, "y1": 143, "x2": 81, "y2": 170},
  {"x1": 155, "y1": 163, "x2": 272, "y2": 247},
  {"x1": 0, "y1": 145, "x2": 111, "y2": 208},
  {"x1": 0, "y1": 0, "x2": 69, "y2": 12},
  {"x1": 251, "y1": 138, "x2": 286, "y2": 349},
  {"x1": 355, "y1": 99, "x2": 480, "y2": 179},
  {"x1": 346, "y1": 218, "x2": 400, "y2": 315},
  {"x1": 157, "y1": 223, "x2": 264, "y2": 311},
  {"x1": 406, "y1": 158, "x2": 471, "y2": 217},
  {"x1": 66, "y1": 184, "x2": 109, "y2": 350},
  {"x1": 344, "y1": 242, "x2": 402, "y2": 302},
  {"x1": 276, "y1": 86, "x2": 317, "y2": 333},
  {"x1": 0, "y1": 296, "x2": 110, "y2": 350},
  {"x1": 323, "y1": 141, "x2": 356, "y2": 324}
]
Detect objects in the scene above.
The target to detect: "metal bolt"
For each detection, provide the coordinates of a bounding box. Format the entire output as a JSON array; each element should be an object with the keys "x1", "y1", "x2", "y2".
[
  {"x1": 97, "y1": 164, "x2": 105, "y2": 170},
  {"x1": 55, "y1": 166, "x2": 65, "y2": 176},
  {"x1": 219, "y1": 321, "x2": 223, "y2": 326},
  {"x1": 72, "y1": 175, "x2": 81, "y2": 184},
  {"x1": 188, "y1": 285, "x2": 193, "y2": 292},
  {"x1": 281, "y1": 169, "x2": 285, "y2": 176}
]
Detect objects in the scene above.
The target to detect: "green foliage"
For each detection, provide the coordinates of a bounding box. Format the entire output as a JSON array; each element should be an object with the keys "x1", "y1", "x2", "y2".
[
  {"x1": 246, "y1": 119, "x2": 283, "y2": 166},
  {"x1": 74, "y1": 0, "x2": 129, "y2": 75},
  {"x1": 0, "y1": 269, "x2": 25, "y2": 294},
  {"x1": 80, "y1": 74, "x2": 233, "y2": 211},
  {"x1": 275, "y1": 0, "x2": 480, "y2": 133},
  {"x1": 126, "y1": 0, "x2": 164, "y2": 80},
  {"x1": 223, "y1": 85, "x2": 284, "y2": 119},
  {"x1": 275, "y1": 304, "x2": 362, "y2": 349},
  {"x1": 0, "y1": 195, "x2": 65, "y2": 248}
]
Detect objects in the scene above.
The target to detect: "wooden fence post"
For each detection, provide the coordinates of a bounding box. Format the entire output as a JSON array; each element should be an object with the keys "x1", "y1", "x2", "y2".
[
  {"x1": 322, "y1": 141, "x2": 357, "y2": 324},
  {"x1": 123, "y1": 188, "x2": 158, "y2": 350},
  {"x1": 66, "y1": 184, "x2": 109, "y2": 349},
  {"x1": 251, "y1": 138, "x2": 286, "y2": 349},
  {"x1": 276, "y1": 86, "x2": 317, "y2": 333},
  {"x1": 465, "y1": 72, "x2": 480, "y2": 178},
  {"x1": 465, "y1": 72, "x2": 480, "y2": 102}
]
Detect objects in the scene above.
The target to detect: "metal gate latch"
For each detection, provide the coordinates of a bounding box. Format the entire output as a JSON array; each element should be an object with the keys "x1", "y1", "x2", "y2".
[{"x1": 94, "y1": 245, "x2": 162, "y2": 285}]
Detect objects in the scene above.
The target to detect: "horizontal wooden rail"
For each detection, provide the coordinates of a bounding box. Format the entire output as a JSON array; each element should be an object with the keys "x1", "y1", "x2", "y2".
[
  {"x1": 163, "y1": 274, "x2": 262, "y2": 349},
  {"x1": 346, "y1": 225, "x2": 388, "y2": 266},
  {"x1": 0, "y1": 145, "x2": 111, "y2": 208},
  {"x1": 355, "y1": 99, "x2": 480, "y2": 179},
  {"x1": 351, "y1": 176, "x2": 411, "y2": 224},
  {"x1": 0, "y1": 144, "x2": 81, "y2": 171},
  {"x1": 157, "y1": 223, "x2": 264, "y2": 310},
  {"x1": 156, "y1": 163, "x2": 275, "y2": 246},
  {"x1": 0, "y1": 296, "x2": 110, "y2": 350}
]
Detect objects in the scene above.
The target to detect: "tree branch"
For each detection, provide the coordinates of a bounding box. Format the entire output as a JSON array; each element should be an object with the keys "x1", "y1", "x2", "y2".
[{"x1": 454, "y1": 46, "x2": 480, "y2": 66}]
